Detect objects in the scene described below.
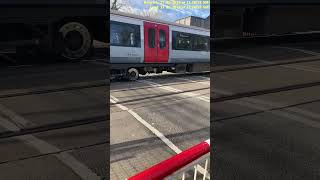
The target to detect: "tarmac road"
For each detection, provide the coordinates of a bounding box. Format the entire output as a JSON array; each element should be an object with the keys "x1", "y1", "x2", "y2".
[
  {"x1": 212, "y1": 42, "x2": 320, "y2": 180},
  {"x1": 110, "y1": 74, "x2": 210, "y2": 179},
  {"x1": 0, "y1": 49, "x2": 108, "y2": 180}
]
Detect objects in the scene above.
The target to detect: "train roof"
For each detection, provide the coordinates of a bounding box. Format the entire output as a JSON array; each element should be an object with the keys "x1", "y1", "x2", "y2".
[{"x1": 110, "y1": 10, "x2": 210, "y2": 33}]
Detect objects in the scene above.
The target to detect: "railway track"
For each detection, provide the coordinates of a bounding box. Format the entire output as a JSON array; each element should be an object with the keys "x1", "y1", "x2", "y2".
[
  {"x1": 0, "y1": 52, "x2": 108, "y2": 99},
  {"x1": 0, "y1": 80, "x2": 108, "y2": 99},
  {"x1": 0, "y1": 46, "x2": 108, "y2": 179},
  {"x1": 212, "y1": 55, "x2": 320, "y2": 73},
  {"x1": 213, "y1": 96, "x2": 320, "y2": 123},
  {"x1": 112, "y1": 75, "x2": 320, "y2": 105},
  {"x1": 0, "y1": 140, "x2": 107, "y2": 165},
  {"x1": 0, "y1": 71, "x2": 209, "y2": 100},
  {"x1": 212, "y1": 80, "x2": 320, "y2": 103},
  {"x1": 0, "y1": 115, "x2": 106, "y2": 139},
  {"x1": 111, "y1": 86, "x2": 209, "y2": 106},
  {"x1": 111, "y1": 78, "x2": 209, "y2": 93}
]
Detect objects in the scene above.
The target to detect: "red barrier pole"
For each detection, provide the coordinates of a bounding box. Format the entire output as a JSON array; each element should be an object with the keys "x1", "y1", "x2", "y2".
[{"x1": 128, "y1": 139, "x2": 210, "y2": 180}]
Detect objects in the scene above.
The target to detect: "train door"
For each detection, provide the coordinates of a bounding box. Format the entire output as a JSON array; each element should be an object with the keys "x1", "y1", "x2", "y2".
[
  {"x1": 144, "y1": 22, "x2": 157, "y2": 63},
  {"x1": 144, "y1": 22, "x2": 169, "y2": 63},
  {"x1": 157, "y1": 24, "x2": 169, "y2": 63}
]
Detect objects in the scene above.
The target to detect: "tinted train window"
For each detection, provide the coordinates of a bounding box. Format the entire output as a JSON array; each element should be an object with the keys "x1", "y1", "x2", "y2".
[
  {"x1": 159, "y1": 30, "x2": 166, "y2": 49},
  {"x1": 193, "y1": 35, "x2": 209, "y2": 51},
  {"x1": 172, "y1": 31, "x2": 209, "y2": 51},
  {"x1": 110, "y1": 21, "x2": 140, "y2": 47},
  {"x1": 148, "y1": 29, "x2": 155, "y2": 48},
  {"x1": 172, "y1": 31, "x2": 192, "y2": 50}
]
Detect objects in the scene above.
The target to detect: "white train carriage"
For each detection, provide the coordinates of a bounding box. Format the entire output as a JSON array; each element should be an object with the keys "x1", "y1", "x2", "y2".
[{"x1": 110, "y1": 10, "x2": 210, "y2": 80}]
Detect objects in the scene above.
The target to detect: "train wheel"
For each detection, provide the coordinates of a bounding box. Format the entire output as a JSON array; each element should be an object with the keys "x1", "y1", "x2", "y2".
[
  {"x1": 58, "y1": 22, "x2": 92, "y2": 60},
  {"x1": 127, "y1": 68, "x2": 139, "y2": 81}
]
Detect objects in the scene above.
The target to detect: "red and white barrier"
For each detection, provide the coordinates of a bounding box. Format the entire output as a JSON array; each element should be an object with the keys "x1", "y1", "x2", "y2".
[{"x1": 128, "y1": 139, "x2": 210, "y2": 180}]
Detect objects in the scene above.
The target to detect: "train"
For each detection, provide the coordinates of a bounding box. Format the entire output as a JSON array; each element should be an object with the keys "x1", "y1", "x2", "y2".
[
  {"x1": 110, "y1": 10, "x2": 210, "y2": 80},
  {"x1": 0, "y1": 0, "x2": 107, "y2": 60}
]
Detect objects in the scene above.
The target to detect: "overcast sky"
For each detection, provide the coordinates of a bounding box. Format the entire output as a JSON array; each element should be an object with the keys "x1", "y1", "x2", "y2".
[{"x1": 116, "y1": 0, "x2": 210, "y2": 22}]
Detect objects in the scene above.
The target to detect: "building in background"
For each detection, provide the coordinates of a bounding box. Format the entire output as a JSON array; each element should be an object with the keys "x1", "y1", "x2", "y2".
[{"x1": 175, "y1": 15, "x2": 210, "y2": 29}]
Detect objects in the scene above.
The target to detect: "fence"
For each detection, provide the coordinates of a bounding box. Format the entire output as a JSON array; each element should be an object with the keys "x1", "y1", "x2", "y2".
[{"x1": 128, "y1": 139, "x2": 210, "y2": 180}]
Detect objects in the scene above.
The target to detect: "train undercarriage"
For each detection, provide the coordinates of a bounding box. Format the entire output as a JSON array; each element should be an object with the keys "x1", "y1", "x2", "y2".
[{"x1": 111, "y1": 63, "x2": 209, "y2": 81}]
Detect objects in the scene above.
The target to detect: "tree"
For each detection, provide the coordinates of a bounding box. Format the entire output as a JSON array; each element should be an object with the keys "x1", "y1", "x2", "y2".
[
  {"x1": 140, "y1": 6, "x2": 164, "y2": 19},
  {"x1": 111, "y1": 0, "x2": 165, "y2": 20},
  {"x1": 110, "y1": 0, "x2": 127, "y2": 10}
]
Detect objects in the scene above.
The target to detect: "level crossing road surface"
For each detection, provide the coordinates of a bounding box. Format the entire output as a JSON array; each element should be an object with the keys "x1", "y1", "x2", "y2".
[
  {"x1": 110, "y1": 73, "x2": 210, "y2": 179},
  {"x1": 0, "y1": 44, "x2": 108, "y2": 180},
  {"x1": 212, "y1": 41, "x2": 320, "y2": 180}
]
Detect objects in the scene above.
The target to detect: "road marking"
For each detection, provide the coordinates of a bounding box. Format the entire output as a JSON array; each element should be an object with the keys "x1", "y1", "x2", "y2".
[
  {"x1": 272, "y1": 46, "x2": 320, "y2": 56},
  {"x1": 0, "y1": 104, "x2": 31, "y2": 128},
  {"x1": 215, "y1": 88, "x2": 320, "y2": 129},
  {"x1": 214, "y1": 52, "x2": 320, "y2": 73},
  {"x1": 110, "y1": 95, "x2": 209, "y2": 176},
  {"x1": 0, "y1": 54, "x2": 17, "y2": 64},
  {"x1": 139, "y1": 80, "x2": 210, "y2": 103},
  {"x1": 0, "y1": 117, "x2": 19, "y2": 131},
  {"x1": 111, "y1": 95, "x2": 120, "y2": 102},
  {"x1": 110, "y1": 96, "x2": 181, "y2": 154},
  {"x1": 0, "y1": 104, "x2": 100, "y2": 180}
]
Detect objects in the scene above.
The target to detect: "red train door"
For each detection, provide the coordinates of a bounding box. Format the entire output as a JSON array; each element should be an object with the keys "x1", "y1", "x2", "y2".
[
  {"x1": 144, "y1": 22, "x2": 157, "y2": 63},
  {"x1": 157, "y1": 24, "x2": 169, "y2": 63},
  {"x1": 144, "y1": 22, "x2": 169, "y2": 63}
]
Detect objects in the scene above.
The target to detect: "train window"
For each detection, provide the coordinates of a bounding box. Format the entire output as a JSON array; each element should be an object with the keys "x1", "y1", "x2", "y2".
[
  {"x1": 110, "y1": 21, "x2": 141, "y2": 47},
  {"x1": 148, "y1": 29, "x2": 155, "y2": 48},
  {"x1": 159, "y1": 30, "x2": 166, "y2": 49},
  {"x1": 172, "y1": 31, "x2": 192, "y2": 50},
  {"x1": 193, "y1": 35, "x2": 209, "y2": 51}
]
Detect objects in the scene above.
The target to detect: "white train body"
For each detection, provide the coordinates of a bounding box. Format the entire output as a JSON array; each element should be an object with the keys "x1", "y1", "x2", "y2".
[{"x1": 110, "y1": 10, "x2": 210, "y2": 78}]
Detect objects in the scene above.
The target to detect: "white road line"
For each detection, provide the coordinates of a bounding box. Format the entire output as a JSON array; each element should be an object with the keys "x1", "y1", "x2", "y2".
[
  {"x1": 215, "y1": 88, "x2": 320, "y2": 129},
  {"x1": 0, "y1": 117, "x2": 19, "y2": 131},
  {"x1": 111, "y1": 95, "x2": 120, "y2": 102},
  {"x1": 272, "y1": 46, "x2": 320, "y2": 56},
  {"x1": 0, "y1": 104, "x2": 31, "y2": 128},
  {"x1": 139, "y1": 80, "x2": 210, "y2": 103},
  {"x1": 214, "y1": 52, "x2": 320, "y2": 73},
  {"x1": 110, "y1": 96, "x2": 182, "y2": 154},
  {"x1": 110, "y1": 95, "x2": 209, "y2": 175},
  {"x1": 0, "y1": 104, "x2": 100, "y2": 180}
]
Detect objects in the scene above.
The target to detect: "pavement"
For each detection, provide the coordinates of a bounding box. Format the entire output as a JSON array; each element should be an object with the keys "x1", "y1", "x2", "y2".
[
  {"x1": 212, "y1": 42, "x2": 320, "y2": 180},
  {"x1": 110, "y1": 74, "x2": 210, "y2": 179},
  {"x1": 0, "y1": 47, "x2": 108, "y2": 180}
]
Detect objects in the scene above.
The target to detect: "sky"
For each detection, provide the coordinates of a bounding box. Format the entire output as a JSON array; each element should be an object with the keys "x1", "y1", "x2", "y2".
[{"x1": 113, "y1": 0, "x2": 210, "y2": 22}]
